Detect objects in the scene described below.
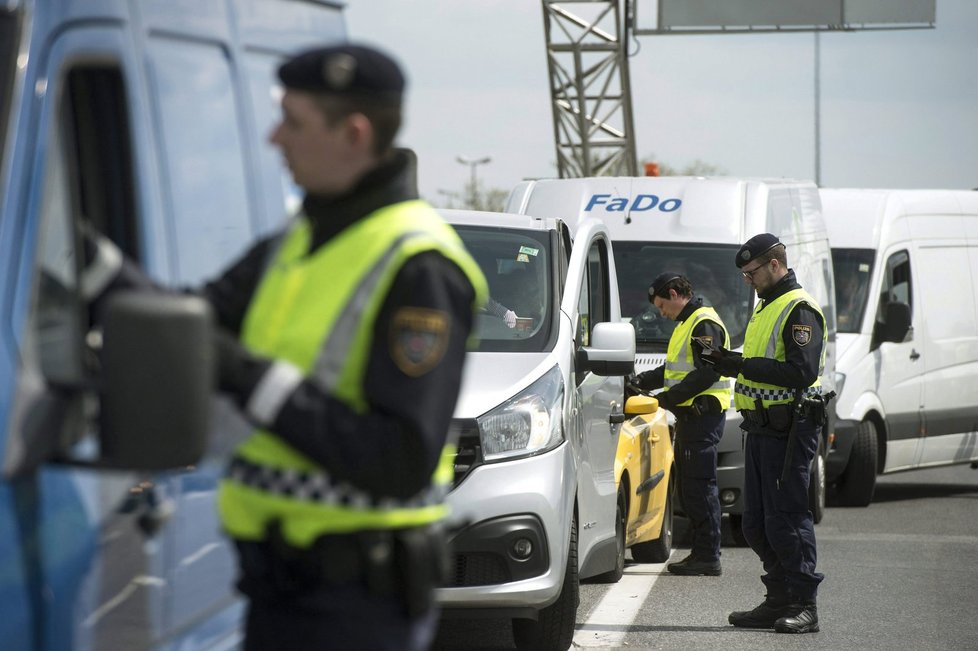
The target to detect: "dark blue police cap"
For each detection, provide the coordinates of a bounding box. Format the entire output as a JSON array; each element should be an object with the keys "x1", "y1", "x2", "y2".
[
  {"x1": 649, "y1": 271, "x2": 684, "y2": 299},
  {"x1": 278, "y1": 43, "x2": 405, "y2": 97},
  {"x1": 735, "y1": 233, "x2": 783, "y2": 268}
]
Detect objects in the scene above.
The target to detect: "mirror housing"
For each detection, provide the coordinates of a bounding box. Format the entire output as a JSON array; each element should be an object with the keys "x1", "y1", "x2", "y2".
[
  {"x1": 577, "y1": 321, "x2": 636, "y2": 376},
  {"x1": 100, "y1": 291, "x2": 214, "y2": 470}
]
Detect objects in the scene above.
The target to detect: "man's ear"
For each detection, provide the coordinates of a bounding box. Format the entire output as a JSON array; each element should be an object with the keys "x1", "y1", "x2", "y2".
[{"x1": 344, "y1": 112, "x2": 375, "y2": 150}]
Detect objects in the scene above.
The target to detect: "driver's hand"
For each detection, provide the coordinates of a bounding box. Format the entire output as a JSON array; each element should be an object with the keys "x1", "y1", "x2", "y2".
[{"x1": 504, "y1": 310, "x2": 517, "y2": 328}]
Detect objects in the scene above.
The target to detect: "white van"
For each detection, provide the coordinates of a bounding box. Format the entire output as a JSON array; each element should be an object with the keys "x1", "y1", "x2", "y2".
[
  {"x1": 821, "y1": 188, "x2": 978, "y2": 506},
  {"x1": 437, "y1": 210, "x2": 638, "y2": 651},
  {"x1": 507, "y1": 176, "x2": 838, "y2": 530}
]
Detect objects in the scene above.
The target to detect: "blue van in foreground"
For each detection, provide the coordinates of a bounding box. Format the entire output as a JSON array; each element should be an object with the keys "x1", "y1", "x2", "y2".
[{"x1": 0, "y1": 1, "x2": 343, "y2": 648}]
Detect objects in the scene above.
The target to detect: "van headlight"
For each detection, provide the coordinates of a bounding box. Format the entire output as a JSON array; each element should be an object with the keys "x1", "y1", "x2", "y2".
[{"x1": 477, "y1": 365, "x2": 564, "y2": 462}]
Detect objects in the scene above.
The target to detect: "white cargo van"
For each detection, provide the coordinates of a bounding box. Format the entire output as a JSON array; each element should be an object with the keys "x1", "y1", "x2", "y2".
[
  {"x1": 437, "y1": 210, "x2": 638, "y2": 651},
  {"x1": 507, "y1": 176, "x2": 838, "y2": 530},
  {"x1": 821, "y1": 188, "x2": 978, "y2": 506}
]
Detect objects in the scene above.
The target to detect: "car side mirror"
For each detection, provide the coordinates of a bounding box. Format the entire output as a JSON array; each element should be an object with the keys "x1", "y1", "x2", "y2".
[
  {"x1": 577, "y1": 321, "x2": 636, "y2": 376},
  {"x1": 100, "y1": 291, "x2": 214, "y2": 470}
]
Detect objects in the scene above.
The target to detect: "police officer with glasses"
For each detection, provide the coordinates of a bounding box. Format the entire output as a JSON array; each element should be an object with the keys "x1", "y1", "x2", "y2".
[{"x1": 702, "y1": 233, "x2": 826, "y2": 634}]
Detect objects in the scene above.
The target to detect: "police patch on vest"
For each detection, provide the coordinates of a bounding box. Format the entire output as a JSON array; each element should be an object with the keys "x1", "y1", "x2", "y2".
[
  {"x1": 792, "y1": 324, "x2": 813, "y2": 346},
  {"x1": 391, "y1": 308, "x2": 450, "y2": 376}
]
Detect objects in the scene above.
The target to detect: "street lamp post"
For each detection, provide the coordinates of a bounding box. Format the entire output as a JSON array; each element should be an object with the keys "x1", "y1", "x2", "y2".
[{"x1": 456, "y1": 155, "x2": 491, "y2": 208}]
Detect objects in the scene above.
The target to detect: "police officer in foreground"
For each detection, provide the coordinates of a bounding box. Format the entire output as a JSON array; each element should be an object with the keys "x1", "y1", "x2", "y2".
[
  {"x1": 80, "y1": 42, "x2": 485, "y2": 650},
  {"x1": 631, "y1": 273, "x2": 731, "y2": 576},
  {"x1": 702, "y1": 233, "x2": 825, "y2": 634}
]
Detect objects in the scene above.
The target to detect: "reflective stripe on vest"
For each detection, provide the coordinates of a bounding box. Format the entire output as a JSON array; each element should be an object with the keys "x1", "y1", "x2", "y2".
[
  {"x1": 733, "y1": 288, "x2": 826, "y2": 411},
  {"x1": 664, "y1": 306, "x2": 732, "y2": 409},
  {"x1": 218, "y1": 201, "x2": 487, "y2": 547}
]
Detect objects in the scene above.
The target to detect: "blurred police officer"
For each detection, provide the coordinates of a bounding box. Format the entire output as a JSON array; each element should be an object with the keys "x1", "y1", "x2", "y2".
[
  {"x1": 79, "y1": 41, "x2": 486, "y2": 651},
  {"x1": 205, "y1": 44, "x2": 487, "y2": 650},
  {"x1": 632, "y1": 273, "x2": 731, "y2": 576},
  {"x1": 703, "y1": 234, "x2": 825, "y2": 634}
]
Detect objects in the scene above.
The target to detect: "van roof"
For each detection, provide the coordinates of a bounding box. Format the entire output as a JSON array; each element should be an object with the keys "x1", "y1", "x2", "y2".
[
  {"x1": 439, "y1": 208, "x2": 558, "y2": 233},
  {"x1": 507, "y1": 175, "x2": 821, "y2": 245},
  {"x1": 820, "y1": 188, "x2": 978, "y2": 249}
]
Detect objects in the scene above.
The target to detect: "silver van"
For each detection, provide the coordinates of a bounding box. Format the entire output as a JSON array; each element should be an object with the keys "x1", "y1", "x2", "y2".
[{"x1": 437, "y1": 210, "x2": 635, "y2": 651}]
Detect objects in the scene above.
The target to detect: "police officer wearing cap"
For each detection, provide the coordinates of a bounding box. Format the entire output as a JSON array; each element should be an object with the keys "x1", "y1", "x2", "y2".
[
  {"x1": 632, "y1": 272, "x2": 731, "y2": 576},
  {"x1": 702, "y1": 233, "x2": 825, "y2": 634},
  {"x1": 76, "y1": 41, "x2": 486, "y2": 651},
  {"x1": 206, "y1": 43, "x2": 489, "y2": 651}
]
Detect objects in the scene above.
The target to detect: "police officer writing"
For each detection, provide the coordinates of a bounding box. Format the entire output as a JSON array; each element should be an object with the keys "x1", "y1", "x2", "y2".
[
  {"x1": 631, "y1": 273, "x2": 731, "y2": 576},
  {"x1": 702, "y1": 233, "x2": 826, "y2": 634},
  {"x1": 83, "y1": 43, "x2": 487, "y2": 650}
]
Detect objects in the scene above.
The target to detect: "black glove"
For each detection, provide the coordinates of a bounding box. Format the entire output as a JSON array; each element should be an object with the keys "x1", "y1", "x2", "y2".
[
  {"x1": 702, "y1": 346, "x2": 744, "y2": 378},
  {"x1": 654, "y1": 390, "x2": 675, "y2": 411},
  {"x1": 214, "y1": 328, "x2": 269, "y2": 401}
]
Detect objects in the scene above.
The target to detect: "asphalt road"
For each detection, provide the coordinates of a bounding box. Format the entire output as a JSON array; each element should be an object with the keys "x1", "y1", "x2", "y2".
[{"x1": 433, "y1": 462, "x2": 978, "y2": 650}]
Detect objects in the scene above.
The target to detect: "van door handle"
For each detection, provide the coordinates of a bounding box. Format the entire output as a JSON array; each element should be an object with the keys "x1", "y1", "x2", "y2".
[
  {"x1": 909, "y1": 348, "x2": 920, "y2": 361},
  {"x1": 609, "y1": 412, "x2": 626, "y2": 425}
]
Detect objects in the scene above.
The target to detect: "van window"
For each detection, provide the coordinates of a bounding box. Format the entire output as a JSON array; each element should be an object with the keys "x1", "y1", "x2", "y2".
[
  {"x1": 454, "y1": 225, "x2": 555, "y2": 353},
  {"x1": 0, "y1": 10, "x2": 18, "y2": 178},
  {"x1": 149, "y1": 38, "x2": 253, "y2": 284},
  {"x1": 613, "y1": 242, "x2": 752, "y2": 350},
  {"x1": 877, "y1": 250, "x2": 912, "y2": 326},
  {"x1": 832, "y1": 248, "x2": 875, "y2": 333}
]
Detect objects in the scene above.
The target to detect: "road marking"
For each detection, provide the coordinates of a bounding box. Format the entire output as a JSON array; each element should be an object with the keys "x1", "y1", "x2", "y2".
[{"x1": 572, "y1": 556, "x2": 672, "y2": 648}]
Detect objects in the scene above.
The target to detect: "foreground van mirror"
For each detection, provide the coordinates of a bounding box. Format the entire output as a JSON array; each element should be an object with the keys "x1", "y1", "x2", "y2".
[
  {"x1": 100, "y1": 291, "x2": 214, "y2": 470},
  {"x1": 577, "y1": 322, "x2": 636, "y2": 376},
  {"x1": 878, "y1": 301, "x2": 912, "y2": 344}
]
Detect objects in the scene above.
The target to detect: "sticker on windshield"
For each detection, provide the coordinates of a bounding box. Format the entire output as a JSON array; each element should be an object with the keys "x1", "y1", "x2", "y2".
[
  {"x1": 516, "y1": 253, "x2": 530, "y2": 263},
  {"x1": 519, "y1": 245, "x2": 539, "y2": 257}
]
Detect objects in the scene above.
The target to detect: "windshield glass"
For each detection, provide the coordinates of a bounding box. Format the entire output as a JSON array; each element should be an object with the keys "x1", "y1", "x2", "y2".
[
  {"x1": 613, "y1": 242, "x2": 754, "y2": 350},
  {"x1": 831, "y1": 248, "x2": 875, "y2": 333},
  {"x1": 0, "y1": 11, "x2": 19, "y2": 186},
  {"x1": 454, "y1": 225, "x2": 555, "y2": 353}
]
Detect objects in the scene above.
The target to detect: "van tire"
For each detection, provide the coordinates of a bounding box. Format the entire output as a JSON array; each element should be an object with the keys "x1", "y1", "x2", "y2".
[
  {"x1": 593, "y1": 489, "x2": 626, "y2": 582},
  {"x1": 809, "y1": 437, "x2": 827, "y2": 524},
  {"x1": 512, "y1": 514, "x2": 579, "y2": 651},
  {"x1": 835, "y1": 419, "x2": 878, "y2": 507},
  {"x1": 630, "y1": 477, "x2": 673, "y2": 563}
]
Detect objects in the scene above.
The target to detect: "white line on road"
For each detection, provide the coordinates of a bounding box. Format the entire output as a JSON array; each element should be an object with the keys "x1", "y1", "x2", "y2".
[{"x1": 572, "y1": 556, "x2": 673, "y2": 648}]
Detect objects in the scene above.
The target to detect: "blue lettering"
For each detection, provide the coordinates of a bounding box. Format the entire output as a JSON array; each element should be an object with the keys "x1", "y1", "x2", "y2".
[
  {"x1": 631, "y1": 194, "x2": 659, "y2": 211},
  {"x1": 660, "y1": 198, "x2": 682, "y2": 212},
  {"x1": 585, "y1": 194, "x2": 611, "y2": 211},
  {"x1": 608, "y1": 198, "x2": 629, "y2": 212}
]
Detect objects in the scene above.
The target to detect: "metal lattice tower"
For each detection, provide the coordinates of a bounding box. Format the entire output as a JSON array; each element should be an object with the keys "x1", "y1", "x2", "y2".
[{"x1": 542, "y1": 0, "x2": 637, "y2": 178}]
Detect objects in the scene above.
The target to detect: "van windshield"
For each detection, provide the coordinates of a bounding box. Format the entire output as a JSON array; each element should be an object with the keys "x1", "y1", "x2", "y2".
[
  {"x1": 613, "y1": 242, "x2": 753, "y2": 350},
  {"x1": 454, "y1": 225, "x2": 555, "y2": 353},
  {"x1": 831, "y1": 248, "x2": 875, "y2": 333},
  {"x1": 0, "y1": 11, "x2": 19, "y2": 185}
]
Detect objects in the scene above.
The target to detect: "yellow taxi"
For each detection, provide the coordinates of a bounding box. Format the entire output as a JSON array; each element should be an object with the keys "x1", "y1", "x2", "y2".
[{"x1": 599, "y1": 392, "x2": 675, "y2": 581}]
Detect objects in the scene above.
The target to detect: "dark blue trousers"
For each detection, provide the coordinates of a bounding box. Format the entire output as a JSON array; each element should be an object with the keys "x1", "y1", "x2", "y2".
[
  {"x1": 675, "y1": 411, "x2": 725, "y2": 562},
  {"x1": 742, "y1": 418, "x2": 824, "y2": 603}
]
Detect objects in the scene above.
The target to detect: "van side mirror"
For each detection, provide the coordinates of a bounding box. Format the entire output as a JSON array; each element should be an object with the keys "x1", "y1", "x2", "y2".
[
  {"x1": 577, "y1": 322, "x2": 636, "y2": 376},
  {"x1": 100, "y1": 291, "x2": 214, "y2": 470},
  {"x1": 875, "y1": 301, "x2": 912, "y2": 345}
]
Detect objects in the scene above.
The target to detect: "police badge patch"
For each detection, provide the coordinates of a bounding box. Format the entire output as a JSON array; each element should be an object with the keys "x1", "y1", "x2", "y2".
[
  {"x1": 391, "y1": 307, "x2": 450, "y2": 376},
  {"x1": 792, "y1": 324, "x2": 813, "y2": 346}
]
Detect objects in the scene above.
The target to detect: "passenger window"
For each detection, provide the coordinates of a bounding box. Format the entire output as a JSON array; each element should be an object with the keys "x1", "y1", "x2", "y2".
[
  {"x1": 577, "y1": 240, "x2": 611, "y2": 347},
  {"x1": 148, "y1": 38, "x2": 253, "y2": 284}
]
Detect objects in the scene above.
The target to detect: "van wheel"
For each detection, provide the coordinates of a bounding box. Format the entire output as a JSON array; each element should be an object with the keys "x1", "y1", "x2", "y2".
[
  {"x1": 836, "y1": 420, "x2": 878, "y2": 506},
  {"x1": 728, "y1": 513, "x2": 748, "y2": 547},
  {"x1": 593, "y1": 489, "x2": 626, "y2": 582},
  {"x1": 512, "y1": 514, "x2": 578, "y2": 651},
  {"x1": 630, "y1": 477, "x2": 673, "y2": 563},
  {"x1": 809, "y1": 437, "x2": 827, "y2": 524}
]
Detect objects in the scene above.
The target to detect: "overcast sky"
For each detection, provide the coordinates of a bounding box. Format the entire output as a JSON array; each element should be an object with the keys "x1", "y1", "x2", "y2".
[{"x1": 346, "y1": 0, "x2": 978, "y2": 204}]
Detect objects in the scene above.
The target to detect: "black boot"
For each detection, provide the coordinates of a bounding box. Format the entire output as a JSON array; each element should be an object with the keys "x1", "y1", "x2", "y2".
[
  {"x1": 728, "y1": 596, "x2": 792, "y2": 628},
  {"x1": 775, "y1": 603, "x2": 819, "y2": 633},
  {"x1": 667, "y1": 553, "x2": 721, "y2": 576}
]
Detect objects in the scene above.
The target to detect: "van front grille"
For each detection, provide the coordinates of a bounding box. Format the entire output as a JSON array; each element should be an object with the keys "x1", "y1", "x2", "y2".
[{"x1": 449, "y1": 552, "x2": 509, "y2": 587}]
